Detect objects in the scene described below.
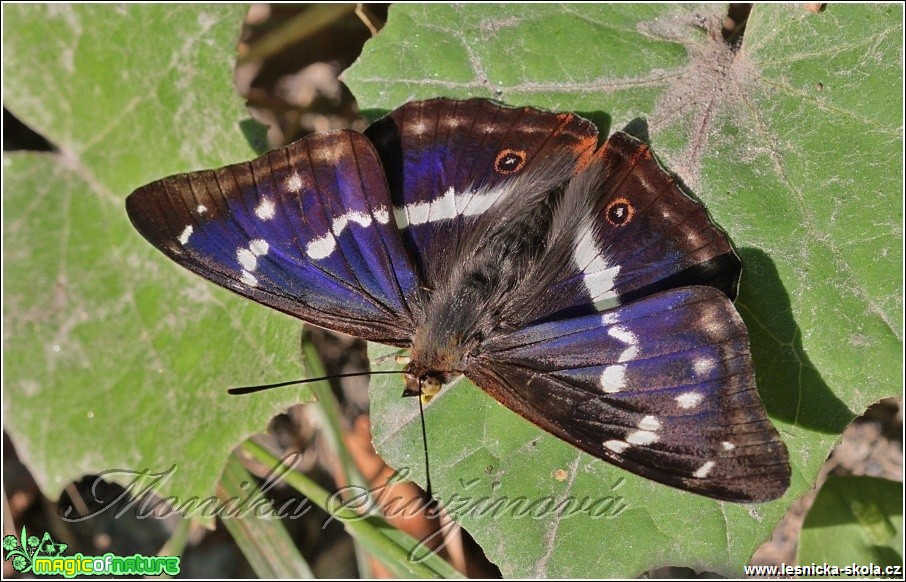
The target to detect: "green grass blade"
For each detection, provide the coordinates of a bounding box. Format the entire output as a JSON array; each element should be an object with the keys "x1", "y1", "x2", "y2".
[
  {"x1": 217, "y1": 451, "x2": 315, "y2": 578},
  {"x1": 241, "y1": 440, "x2": 463, "y2": 578}
]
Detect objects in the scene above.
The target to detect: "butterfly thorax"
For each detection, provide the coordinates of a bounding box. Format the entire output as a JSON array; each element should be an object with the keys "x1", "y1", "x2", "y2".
[{"x1": 404, "y1": 190, "x2": 559, "y2": 398}]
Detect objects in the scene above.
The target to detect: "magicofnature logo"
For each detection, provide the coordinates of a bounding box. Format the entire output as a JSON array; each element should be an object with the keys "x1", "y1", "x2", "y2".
[
  {"x1": 3, "y1": 527, "x2": 67, "y2": 574},
  {"x1": 3, "y1": 527, "x2": 180, "y2": 577}
]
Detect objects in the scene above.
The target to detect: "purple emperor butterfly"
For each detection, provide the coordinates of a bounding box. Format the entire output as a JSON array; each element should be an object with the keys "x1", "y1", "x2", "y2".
[{"x1": 126, "y1": 98, "x2": 790, "y2": 502}]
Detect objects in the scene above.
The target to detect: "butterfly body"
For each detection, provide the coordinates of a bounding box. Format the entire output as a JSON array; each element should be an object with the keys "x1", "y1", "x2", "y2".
[
  {"x1": 126, "y1": 97, "x2": 790, "y2": 502},
  {"x1": 405, "y1": 167, "x2": 568, "y2": 395}
]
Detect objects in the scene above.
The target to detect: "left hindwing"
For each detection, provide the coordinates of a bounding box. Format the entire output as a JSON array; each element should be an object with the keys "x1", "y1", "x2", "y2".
[{"x1": 466, "y1": 286, "x2": 790, "y2": 502}]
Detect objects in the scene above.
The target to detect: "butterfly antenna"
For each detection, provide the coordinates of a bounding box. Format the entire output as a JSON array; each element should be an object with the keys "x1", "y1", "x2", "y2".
[
  {"x1": 417, "y1": 389, "x2": 434, "y2": 500},
  {"x1": 228, "y1": 370, "x2": 399, "y2": 395}
]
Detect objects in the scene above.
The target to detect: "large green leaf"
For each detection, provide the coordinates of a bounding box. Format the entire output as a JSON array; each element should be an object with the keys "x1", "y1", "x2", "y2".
[
  {"x1": 798, "y1": 475, "x2": 902, "y2": 569},
  {"x1": 346, "y1": 3, "x2": 903, "y2": 577},
  {"x1": 4, "y1": 3, "x2": 900, "y2": 577},
  {"x1": 3, "y1": 5, "x2": 311, "y2": 504}
]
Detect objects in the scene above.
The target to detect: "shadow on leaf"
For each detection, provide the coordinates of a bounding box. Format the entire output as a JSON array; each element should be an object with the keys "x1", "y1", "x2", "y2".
[{"x1": 736, "y1": 247, "x2": 855, "y2": 434}]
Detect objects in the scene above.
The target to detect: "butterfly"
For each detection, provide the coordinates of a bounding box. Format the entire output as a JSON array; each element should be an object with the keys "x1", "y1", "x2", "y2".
[{"x1": 126, "y1": 97, "x2": 790, "y2": 502}]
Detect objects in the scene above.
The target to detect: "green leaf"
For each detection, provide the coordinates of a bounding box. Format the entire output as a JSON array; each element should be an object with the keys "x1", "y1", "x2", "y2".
[
  {"x1": 347, "y1": 3, "x2": 903, "y2": 577},
  {"x1": 3, "y1": 5, "x2": 311, "y2": 506},
  {"x1": 799, "y1": 475, "x2": 903, "y2": 569}
]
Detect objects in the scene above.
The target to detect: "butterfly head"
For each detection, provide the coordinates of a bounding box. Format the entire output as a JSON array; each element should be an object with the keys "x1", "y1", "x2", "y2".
[
  {"x1": 399, "y1": 330, "x2": 475, "y2": 403},
  {"x1": 400, "y1": 342, "x2": 469, "y2": 403},
  {"x1": 401, "y1": 361, "x2": 455, "y2": 404}
]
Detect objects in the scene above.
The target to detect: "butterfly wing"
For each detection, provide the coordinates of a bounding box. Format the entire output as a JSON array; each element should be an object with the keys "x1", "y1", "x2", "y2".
[
  {"x1": 365, "y1": 97, "x2": 599, "y2": 290},
  {"x1": 504, "y1": 131, "x2": 743, "y2": 326},
  {"x1": 591, "y1": 132, "x2": 742, "y2": 302},
  {"x1": 467, "y1": 286, "x2": 790, "y2": 502},
  {"x1": 126, "y1": 130, "x2": 420, "y2": 345}
]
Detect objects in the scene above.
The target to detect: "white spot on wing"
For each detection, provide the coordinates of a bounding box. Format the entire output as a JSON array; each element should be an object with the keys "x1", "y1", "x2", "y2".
[
  {"x1": 249, "y1": 239, "x2": 269, "y2": 256},
  {"x1": 392, "y1": 185, "x2": 507, "y2": 229},
  {"x1": 608, "y1": 325, "x2": 638, "y2": 362},
  {"x1": 238, "y1": 239, "x2": 270, "y2": 272},
  {"x1": 410, "y1": 119, "x2": 430, "y2": 135},
  {"x1": 404, "y1": 201, "x2": 430, "y2": 225},
  {"x1": 178, "y1": 225, "x2": 193, "y2": 245},
  {"x1": 285, "y1": 172, "x2": 303, "y2": 193},
  {"x1": 618, "y1": 346, "x2": 639, "y2": 362},
  {"x1": 721, "y1": 441, "x2": 735, "y2": 451},
  {"x1": 305, "y1": 210, "x2": 377, "y2": 259},
  {"x1": 393, "y1": 205, "x2": 410, "y2": 229},
  {"x1": 333, "y1": 214, "x2": 349, "y2": 234},
  {"x1": 693, "y1": 356, "x2": 716, "y2": 376},
  {"x1": 676, "y1": 392, "x2": 703, "y2": 410},
  {"x1": 601, "y1": 312, "x2": 620, "y2": 325},
  {"x1": 373, "y1": 206, "x2": 390, "y2": 224},
  {"x1": 693, "y1": 461, "x2": 715, "y2": 478},
  {"x1": 256, "y1": 198, "x2": 276, "y2": 220},
  {"x1": 626, "y1": 430, "x2": 659, "y2": 445},
  {"x1": 237, "y1": 247, "x2": 257, "y2": 271},
  {"x1": 608, "y1": 325, "x2": 637, "y2": 345},
  {"x1": 240, "y1": 270, "x2": 258, "y2": 286},
  {"x1": 574, "y1": 220, "x2": 621, "y2": 311},
  {"x1": 342, "y1": 211, "x2": 373, "y2": 229},
  {"x1": 637, "y1": 415, "x2": 661, "y2": 431},
  {"x1": 458, "y1": 185, "x2": 504, "y2": 216},
  {"x1": 599, "y1": 365, "x2": 625, "y2": 393},
  {"x1": 236, "y1": 249, "x2": 252, "y2": 271},
  {"x1": 196, "y1": 204, "x2": 207, "y2": 214},
  {"x1": 604, "y1": 440, "x2": 629, "y2": 454},
  {"x1": 429, "y1": 186, "x2": 457, "y2": 223},
  {"x1": 685, "y1": 230, "x2": 706, "y2": 247},
  {"x1": 307, "y1": 233, "x2": 336, "y2": 259},
  {"x1": 312, "y1": 146, "x2": 342, "y2": 164},
  {"x1": 440, "y1": 115, "x2": 465, "y2": 129}
]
